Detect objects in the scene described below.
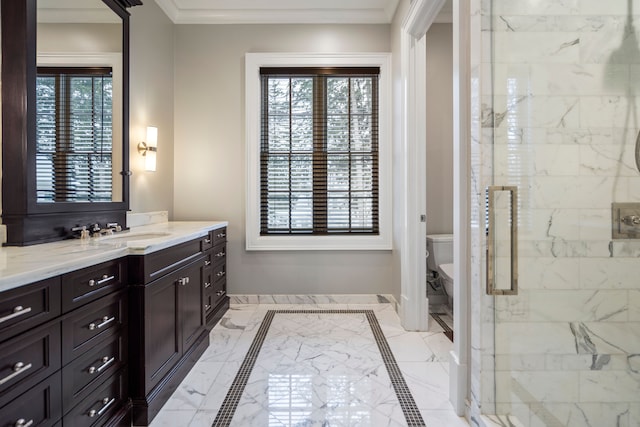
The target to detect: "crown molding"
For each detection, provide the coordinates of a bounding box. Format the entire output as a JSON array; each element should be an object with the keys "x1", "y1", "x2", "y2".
[{"x1": 154, "y1": 0, "x2": 399, "y2": 24}]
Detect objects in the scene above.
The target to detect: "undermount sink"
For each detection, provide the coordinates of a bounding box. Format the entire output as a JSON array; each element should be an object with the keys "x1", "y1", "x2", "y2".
[{"x1": 97, "y1": 231, "x2": 172, "y2": 243}]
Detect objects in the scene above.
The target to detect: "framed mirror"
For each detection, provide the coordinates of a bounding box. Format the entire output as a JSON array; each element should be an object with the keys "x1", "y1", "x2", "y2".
[{"x1": 1, "y1": 0, "x2": 141, "y2": 246}]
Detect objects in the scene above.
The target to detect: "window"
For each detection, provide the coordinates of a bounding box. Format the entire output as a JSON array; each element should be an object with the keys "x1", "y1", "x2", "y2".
[
  {"x1": 246, "y1": 53, "x2": 391, "y2": 251},
  {"x1": 36, "y1": 67, "x2": 113, "y2": 202},
  {"x1": 260, "y1": 67, "x2": 379, "y2": 236}
]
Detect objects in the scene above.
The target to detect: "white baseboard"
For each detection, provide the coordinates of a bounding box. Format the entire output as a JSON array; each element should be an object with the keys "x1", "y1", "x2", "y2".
[
  {"x1": 229, "y1": 294, "x2": 398, "y2": 310},
  {"x1": 449, "y1": 350, "x2": 467, "y2": 416}
]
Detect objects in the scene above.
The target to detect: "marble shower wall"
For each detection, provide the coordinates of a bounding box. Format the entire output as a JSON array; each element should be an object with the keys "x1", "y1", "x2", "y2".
[{"x1": 474, "y1": 0, "x2": 640, "y2": 425}]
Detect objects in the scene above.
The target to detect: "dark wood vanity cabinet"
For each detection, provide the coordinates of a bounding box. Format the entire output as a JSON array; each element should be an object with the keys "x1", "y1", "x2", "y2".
[
  {"x1": 0, "y1": 226, "x2": 228, "y2": 426},
  {"x1": 128, "y1": 230, "x2": 229, "y2": 425},
  {"x1": 0, "y1": 259, "x2": 129, "y2": 427}
]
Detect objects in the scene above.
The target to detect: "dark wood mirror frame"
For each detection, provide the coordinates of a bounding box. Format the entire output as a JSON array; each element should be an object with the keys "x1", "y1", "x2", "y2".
[{"x1": 1, "y1": 0, "x2": 142, "y2": 246}]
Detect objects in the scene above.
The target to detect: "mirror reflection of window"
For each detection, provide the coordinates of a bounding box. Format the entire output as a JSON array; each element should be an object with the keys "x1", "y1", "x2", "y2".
[
  {"x1": 36, "y1": 66, "x2": 113, "y2": 202},
  {"x1": 36, "y1": 0, "x2": 124, "y2": 204}
]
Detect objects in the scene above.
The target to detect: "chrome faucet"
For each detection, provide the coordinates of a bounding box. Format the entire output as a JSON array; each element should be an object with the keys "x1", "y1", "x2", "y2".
[
  {"x1": 70, "y1": 226, "x2": 90, "y2": 240},
  {"x1": 107, "y1": 222, "x2": 122, "y2": 232},
  {"x1": 71, "y1": 222, "x2": 122, "y2": 239}
]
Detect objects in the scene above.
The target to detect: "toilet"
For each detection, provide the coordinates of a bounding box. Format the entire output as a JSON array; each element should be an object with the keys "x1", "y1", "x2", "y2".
[{"x1": 426, "y1": 234, "x2": 454, "y2": 307}]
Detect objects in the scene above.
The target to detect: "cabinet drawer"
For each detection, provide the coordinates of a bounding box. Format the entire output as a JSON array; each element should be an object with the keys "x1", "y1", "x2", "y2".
[
  {"x1": 0, "y1": 321, "x2": 61, "y2": 408},
  {"x1": 0, "y1": 277, "x2": 61, "y2": 343},
  {"x1": 62, "y1": 258, "x2": 126, "y2": 313},
  {"x1": 130, "y1": 238, "x2": 204, "y2": 284},
  {"x1": 62, "y1": 333, "x2": 127, "y2": 413},
  {"x1": 212, "y1": 227, "x2": 227, "y2": 247},
  {"x1": 204, "y1": 291, "x2": 215, "y2": 318},
  {"x1": 0, "y1": 371, "x2": 62, "y2": 427},
  {"x1": 205, "y1": 279, "x2": 226, "y2": 313},
  {"x1": 212, "y1": 261, "x2": 226, "y2": 284},
  {"x1": 62, "y1": 291, "x2": 127, "y2": 365},
  {"x1": 202, "y1": 232, "x2": 214, "y2": 251},
  {"x1": 212, "y1": 243, "x2": 226, "y2": 264},
  {"x1": 63, "y1": 370, "x2": 127, "y2": 427}
]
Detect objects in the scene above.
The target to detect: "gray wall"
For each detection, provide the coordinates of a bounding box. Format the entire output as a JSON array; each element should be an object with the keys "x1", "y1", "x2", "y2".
[
  {"x1": 129, "y1": 1, "x2": 175, "y2": 217},
  {"x1": 37, "y1": 23, "x2": 121, "y2": 53},
  {"x1": 425, "y1": 23, "x2": 454, "y2": 236},
  {"x1": 172, "y1": 24, "x2": 394, "y2": 295}
]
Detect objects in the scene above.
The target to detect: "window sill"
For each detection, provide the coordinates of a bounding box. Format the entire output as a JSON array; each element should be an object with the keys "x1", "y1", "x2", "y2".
[{"x1": 246, "y1": 234, "x2": 392, "y2": 251}]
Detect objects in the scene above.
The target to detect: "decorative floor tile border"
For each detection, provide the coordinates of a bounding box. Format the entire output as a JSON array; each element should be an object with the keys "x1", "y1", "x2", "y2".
[{"x1": 212, "y1": 310, "x2": 426, "y2": 427}]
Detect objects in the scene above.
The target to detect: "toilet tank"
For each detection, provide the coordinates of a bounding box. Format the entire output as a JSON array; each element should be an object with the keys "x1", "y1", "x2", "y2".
[{"x1": 426, "y1": 234, "x2": 453, "y2": 273}]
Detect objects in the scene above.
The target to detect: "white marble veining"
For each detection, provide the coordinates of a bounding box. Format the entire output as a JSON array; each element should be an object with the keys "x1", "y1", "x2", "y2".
[
  {"x1": 0, "y1": 221, "x2": 227, "y2": 292},
  {"x1": 475, "y1": 0, "x2": 640, "y2": 424},
  {"x1": 126, "y1": 211, "x2": 169, "y2": 227},
  {"x1": 150, "y1": 303, "x2": 465, "y2": 427}
]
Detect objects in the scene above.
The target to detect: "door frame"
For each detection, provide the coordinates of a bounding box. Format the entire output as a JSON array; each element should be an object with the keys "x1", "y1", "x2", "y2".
[{"x1": 398, "y1": 0, "x2": 470, "y2": 415}]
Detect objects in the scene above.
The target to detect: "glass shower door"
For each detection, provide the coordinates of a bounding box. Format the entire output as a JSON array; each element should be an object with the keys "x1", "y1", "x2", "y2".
[{"x1": 485, "y1": 0, "x2": 640, "y2": 425}]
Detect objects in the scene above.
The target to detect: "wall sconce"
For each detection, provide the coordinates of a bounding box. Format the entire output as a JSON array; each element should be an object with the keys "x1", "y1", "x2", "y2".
[{"x1": 137, "y1": 126, "x2": 158, "y2": 172}]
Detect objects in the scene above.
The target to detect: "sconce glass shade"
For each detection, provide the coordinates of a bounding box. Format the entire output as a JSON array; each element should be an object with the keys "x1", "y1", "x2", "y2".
[{"x1": 144, "y1": 126, "x2": 158, "y2": 172}]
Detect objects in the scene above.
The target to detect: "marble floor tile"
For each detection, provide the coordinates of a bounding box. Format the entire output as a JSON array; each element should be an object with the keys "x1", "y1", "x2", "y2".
[
  {"x1": 148, "y1": 409, "x2": 197, "y2": 427},
  {"x1": 399, "y1": 362, "x2": 452, "y2": 411},
  {"x1": 421, "y1": 410, "x2": 471, "y2": 427},
  {"x1": 421, "y1": 330, "x2": 454, "y2": 362},
  {"x1": 161, "y1": 362, "x2": 225, "y2": 410},
  {"x1": 152, "y1": 303, "x2": 468, "y2": 426}
]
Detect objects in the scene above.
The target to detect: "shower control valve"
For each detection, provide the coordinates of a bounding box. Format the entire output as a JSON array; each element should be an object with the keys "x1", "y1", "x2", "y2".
[{"x1": 621, "y1": 215, "x2": 640, "y2": 226}]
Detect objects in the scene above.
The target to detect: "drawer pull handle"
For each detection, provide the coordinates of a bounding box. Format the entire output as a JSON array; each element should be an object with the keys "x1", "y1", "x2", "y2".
[
  {"x1": 0, "y1": 362, "x2": 33, "y2": 386},
  {"x1": 88, "y1": 397, "x2": 115, "y2": 418},
  {"x1": 88, "y1": 275, "x2": 115, "y2": 287},
  {"x1": 0, "y1": 306, "x2": 32, "y2": 324},
  {"x1": 205, "y1": 238, "x2": 212, "y2": 244},
  {"x1": 88, "y1": 356, "x2": 115, "y2": 374},
  {"x1": 89, "y1": 316, "x2": 115, "y2": 331},
  {"x1": 216, "y1": 290, "x2": 226, "y2": 297},
  {"x1": 216, "y1": 271, "x2": 226, "y2": 278},
  {"x1": 215, "y1": 251, "x2": 225, "y2": 257},
  {"x1": 178, "y1": 277, "x2": 190, "y2": 286},
  {"x1": 217, "y1": 232, "x2": 226, "y2": 238},
  {"x1": 205, "y1": 304, "x2": 211, "y2": 311},
  {"x1": 14, "y1": 419, "x2": 33, "y2": 427},
  {"x1": 204, "y1": 260, "x2": 212, "y2": 266},
  {"x1": 204, "y1": 282, "x2": 212, "y2": 289}
]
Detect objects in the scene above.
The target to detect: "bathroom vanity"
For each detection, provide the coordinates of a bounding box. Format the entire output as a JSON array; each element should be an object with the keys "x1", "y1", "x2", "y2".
[{"x1": 0, "y1": 221, "x2": 228, "y2": 426}]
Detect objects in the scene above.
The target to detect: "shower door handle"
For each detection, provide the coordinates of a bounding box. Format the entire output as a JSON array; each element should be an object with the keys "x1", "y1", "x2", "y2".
[{"x1": 486, "y1": 186, "x2": 518, "y2": 295}]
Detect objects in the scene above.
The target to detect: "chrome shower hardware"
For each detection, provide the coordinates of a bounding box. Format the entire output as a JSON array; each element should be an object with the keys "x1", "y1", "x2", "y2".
[{"x1": 612, "y1": 202, "x2": 640, "y2": 238}]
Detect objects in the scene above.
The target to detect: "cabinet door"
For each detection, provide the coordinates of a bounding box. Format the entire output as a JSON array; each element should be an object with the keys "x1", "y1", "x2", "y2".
[
  {"x1": 180, "y1": 260, "x2": 205, "y2": 352},
  {"x1": 143, "y1": 274, "x2": 180, "y2": 395}
]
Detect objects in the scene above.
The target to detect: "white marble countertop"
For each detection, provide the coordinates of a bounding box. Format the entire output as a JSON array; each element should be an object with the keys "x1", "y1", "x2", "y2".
[{"x1": 0, "y1": 221, "x2": 227, "y2": 292}]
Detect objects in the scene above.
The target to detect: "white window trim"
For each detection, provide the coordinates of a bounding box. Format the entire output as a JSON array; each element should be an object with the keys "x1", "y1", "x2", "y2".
[{"x1": 245, "y1": 52, "x2": 392, "y2": 251}]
